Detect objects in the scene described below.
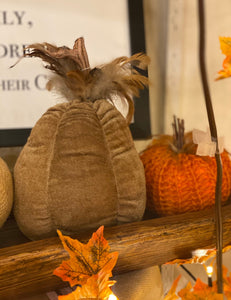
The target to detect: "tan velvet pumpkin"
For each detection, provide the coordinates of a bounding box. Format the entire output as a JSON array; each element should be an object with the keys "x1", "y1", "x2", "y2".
[
  {"x1": 14, "y1": 38, "x2": 149, "y2": 240},
  {"x1": 0, "y1": 158, "x2": 13, "y2": 228}
]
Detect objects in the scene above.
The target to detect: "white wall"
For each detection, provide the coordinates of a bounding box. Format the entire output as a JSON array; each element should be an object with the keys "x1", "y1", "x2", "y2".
[{"x1": 164, "y1": 0, "x2": 231, "y2": 151}]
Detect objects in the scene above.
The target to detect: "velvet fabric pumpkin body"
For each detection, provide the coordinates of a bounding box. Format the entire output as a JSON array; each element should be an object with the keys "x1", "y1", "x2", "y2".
[
  {"x1": 0, "y1": 158, "x2": 13, "y2": 227},
  {"x1": 140, "y1": 133, "x2": 231, "y2": 216},
  {"x1": 14, "y1": 99, "x2": 146, "y2": 240}
]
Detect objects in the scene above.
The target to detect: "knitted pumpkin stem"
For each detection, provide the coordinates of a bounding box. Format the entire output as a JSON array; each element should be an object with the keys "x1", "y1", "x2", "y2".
[{"x1": 172, "y1": 116, "x2": 185, "y2": 152}]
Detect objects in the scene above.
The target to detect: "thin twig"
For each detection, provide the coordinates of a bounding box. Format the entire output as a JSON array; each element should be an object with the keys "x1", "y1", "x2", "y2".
[{"x1": 198, "y1": 0, "x2": 223, "y2": 294}]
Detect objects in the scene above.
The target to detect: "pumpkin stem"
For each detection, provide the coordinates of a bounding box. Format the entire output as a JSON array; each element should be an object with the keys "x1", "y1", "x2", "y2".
[{"x1": 172, "y1": 116, "x2": 185, "y2": 152}]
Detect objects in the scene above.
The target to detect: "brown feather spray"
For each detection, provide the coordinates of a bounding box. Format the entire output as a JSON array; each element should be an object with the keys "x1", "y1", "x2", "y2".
[{"x1": 23, "y1": 37, "x2": 150, "y2": 123}]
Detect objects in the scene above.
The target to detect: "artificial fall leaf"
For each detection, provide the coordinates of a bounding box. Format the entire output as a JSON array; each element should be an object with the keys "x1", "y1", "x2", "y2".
[
  {"x1": 165, "y1": 251, "x2": 214, "y2": 265},
  {"x1": 179, "y1": 278, "x2": 223, "y2": 300},
  {"x1": 176, "y1": 282, "x2": 193, "y2": 299},
  {"x1": 166, "y1": 245, "x2": 231, "y2": 266},
  {"x1": 222, "y1": 265, "x2": 231, "y2": 298},
  {"x1": 216, "y1": 37, "x2": 231, "y2": 80},
  {"x1": 219, "y1": 37, "x2": 231, "y2": 56},
  {"x1": 164, "y1": 267, "x2": 231, "y2": 299},
  {"x1": 164, "y1": 276, "x2": 223, "y2": 300},
  {"x1": 58, "y1": 261, "x2": 117, "y2": 300},
  {"x1": 53, "y1": 226, "x2": 118, "y2": 287},
  {"x1": 165, "y1": 246, "x2": 231, "y2": 299},
  {"x1": 164, "y1": 275, "x2": 181, "y2": 300}
]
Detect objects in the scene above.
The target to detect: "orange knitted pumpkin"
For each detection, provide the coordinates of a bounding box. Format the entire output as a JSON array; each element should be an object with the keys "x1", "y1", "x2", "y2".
[{"x1": 140, "y1": 118, "x2": 231, "y2": 216}]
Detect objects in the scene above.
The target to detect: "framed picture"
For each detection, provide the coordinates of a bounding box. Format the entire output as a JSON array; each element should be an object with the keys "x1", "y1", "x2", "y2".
[{"x1": 0, "y1": 0, "x2": 150, "y2": 147}]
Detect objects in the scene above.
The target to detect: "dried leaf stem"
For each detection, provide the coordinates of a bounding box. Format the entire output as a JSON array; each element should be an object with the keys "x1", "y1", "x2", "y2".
[{"x1": 198, "y1": 0, "x2": 223, "y2": 294}]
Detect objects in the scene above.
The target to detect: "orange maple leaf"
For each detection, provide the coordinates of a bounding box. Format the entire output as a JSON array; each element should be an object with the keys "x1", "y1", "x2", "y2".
[
  {"x1": 178, "y1": 278, "x2": 223, "y2": 300},
  {"x1": 164, "y1": 275, "x2": 181, "y2": 300},
  {"x1": 164, "y1": 246, "x2": 231, "y2": 299},
  {"x1": 222, "y1": 265, "x2": 231, "y2": 298},
  {"x1": 216, "y1": 37, "x2": 231, "y2": 80},
  {"x1": 58, "y1": 261, "x2": 117, "y2": 300},
  {"x1": 166, "y1": 245, "x2": 231, "y2": 266},
  {"x1": 165, "y1": 277, "x2": 223, "y2": 300},
  {"x1": 165, "y1": 271, "x2": 231, "y2": 299},
  {"x1": 53, "y1": 226, "x2": 118, "y2": 288},
  {"x1": 219, "y1": 37, "x2": 231, "y2": 56}
]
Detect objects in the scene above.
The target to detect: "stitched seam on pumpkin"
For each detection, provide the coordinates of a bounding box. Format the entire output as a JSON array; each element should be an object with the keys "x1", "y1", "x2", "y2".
[
  {"x1": 222, "y1": 154, "x2": 231, "y2": 200},
  {"x1": 46, "y1": 102, "x2": 70, "y2": 232},
  {"x1": 158, "y1": 158, "x2": 172, "y2": 214},
  {"x1": 188, "y1": 157, "x2": 204, "y2": 211},
  {"x1": 92, "y1": 101, "x2": 120, "y2": 223},
  {"x1": 95, "y1": 105, "x2": 134, "y2": 159}
]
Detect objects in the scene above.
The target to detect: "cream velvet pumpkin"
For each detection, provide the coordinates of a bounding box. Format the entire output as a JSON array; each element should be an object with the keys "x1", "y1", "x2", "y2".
[
  {"x1": 13, "y1": 38, "x2": 149, "y2": 240},
  {"x1": 0, "y1": 158, "x2": 13, "y2": 227}
]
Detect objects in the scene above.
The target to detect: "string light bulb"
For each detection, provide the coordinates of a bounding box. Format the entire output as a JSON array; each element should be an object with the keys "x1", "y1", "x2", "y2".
[
  {"x1": 206, "y1": 266, "x2": 213, "y2": 277},
  {"x1": 108, "y1": 294, "x2": 118, "y2": 300},
  {"x1": 206, "y1": 265, "x2": 213, "y2": 287}
]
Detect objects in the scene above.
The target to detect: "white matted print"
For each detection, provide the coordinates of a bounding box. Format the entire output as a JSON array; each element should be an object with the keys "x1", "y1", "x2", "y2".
[{"x1": 0, "y1": 0, "x2": 130, "y2": 129}]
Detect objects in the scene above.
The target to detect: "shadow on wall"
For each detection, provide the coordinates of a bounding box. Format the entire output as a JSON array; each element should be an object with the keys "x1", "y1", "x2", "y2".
[{"x1": 0, "y1": 147, "x2": 22, "y2": 173}]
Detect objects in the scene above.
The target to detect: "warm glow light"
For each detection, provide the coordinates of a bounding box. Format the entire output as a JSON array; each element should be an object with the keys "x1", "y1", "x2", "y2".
[
  {"x1": 206, "y1": 265, "x2": 213, "y2": 277},
  {"x1": 192, "y1": 249, "x2": 208, "y2": 257},
  {"x1": 108, "y1": 294, "x2": 118, "y2": 300}
]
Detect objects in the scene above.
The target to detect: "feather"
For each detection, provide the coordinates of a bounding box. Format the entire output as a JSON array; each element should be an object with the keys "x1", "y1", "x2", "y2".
[{"x1": 22, "y1": 37, "x2": 150, "y2": 123}]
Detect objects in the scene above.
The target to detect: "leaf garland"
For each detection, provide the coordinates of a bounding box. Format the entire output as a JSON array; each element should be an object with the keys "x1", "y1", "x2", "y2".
[
  {"x1": 166, "y1": 245, "x2": 231, "y2": 266},
  {"x1": 164, "y1": 246, "x2": 231, "y2": 299},
  {"x1": 164, "y1": 270, "x2": 231, "y2": 300}
]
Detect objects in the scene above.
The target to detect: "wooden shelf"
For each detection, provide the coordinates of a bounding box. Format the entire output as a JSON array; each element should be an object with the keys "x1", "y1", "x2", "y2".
[{"x1": 1, "y1": 205, "x2": 231, "y2": 299}]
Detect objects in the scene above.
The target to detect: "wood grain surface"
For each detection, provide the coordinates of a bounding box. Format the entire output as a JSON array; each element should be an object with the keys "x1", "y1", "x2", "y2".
[{"x1": 1, "y1": 204, "x2": 231, "y2": 299}]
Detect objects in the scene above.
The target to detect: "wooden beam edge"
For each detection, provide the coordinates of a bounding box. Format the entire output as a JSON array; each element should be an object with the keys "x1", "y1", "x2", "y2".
[{"x1": 1, "y1": 204, "x2": 231, "y2": 299}]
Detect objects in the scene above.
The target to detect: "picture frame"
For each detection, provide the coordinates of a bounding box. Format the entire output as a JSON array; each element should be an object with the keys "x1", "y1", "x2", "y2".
[{"x1": 0, "y1": 0, "x2": 151, "y2": 147}]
